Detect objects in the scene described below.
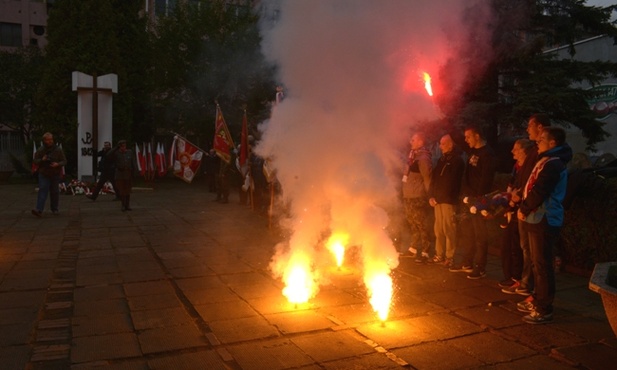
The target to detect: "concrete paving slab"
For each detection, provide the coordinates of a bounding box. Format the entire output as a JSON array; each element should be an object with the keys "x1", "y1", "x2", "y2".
[
  {"x1": 265, "y1": 310, "x2": 336, "y2": 334},
  {"x1": 73, "y1": 298, "x2": 129, "y2": 317},
  {"x1": 137, "y1": 324, "x2": 207, "y2": 354},
  {"x1": 183, "y1": 286, "x2": 239, "y2": 305},
  {"x1": 230, "y1": 281, "x2": 283, "y2": 301},
  {"x1": 227, "y1": 338, "x2": 315, "y2": 370},
  {"x1": 127, "y1": 292, "x2": 181, "y2": 311},
  {"x1": 492, "y1": 354, "x2": 575, "y2": 370},
  {"x1": 445, "y1": 331, "x2": 537, "y2": 363},
  {"x1": 194, "y1": 299, "x2": 259, "y2": 322},
  {"x1": 552, "y1": 342, "x2": 617, "y2": 369},
  {"x1": 71, "y1": 359, "x2": 149, "y2": 370},
  {"x1": 0, "y1": 345, "x2": 31, "y2": 370},
  {"x1": 290, "y1": 330, "x2": 374, "y2": 363},
  {"x1": 208, "y1": 316, "x2": 280, "y2": 343},
  {"x1": 392, "y1": 341, "x2": 484, "y2": 369},
  {"x1": 147, "y1": 350, "x2": 228, "y2": 370},
  {"x1": 130, "y1": 306, "x2": 194, "y2": 330},
  {"x1": 500, "y1": 322, "x2": 588, "y2": 351},
  {"x1": 71, "y1": 333, "x2": 141, "y2": 363},
  {"x1": 455, "y1": 304, "x2": 525, "y2": 329},
  {"x1": 74, "y1": 285, "x2": 125, "y2": 302},
  {"x1": 72, "y1": 313, "x2": 134, "y2": 337},
  {"x1": 123, "y1": 281, "x2": 175, "y2": 297}
]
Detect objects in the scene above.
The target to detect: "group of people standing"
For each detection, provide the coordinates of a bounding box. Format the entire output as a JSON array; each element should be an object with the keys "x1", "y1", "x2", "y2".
[
  {"x1": 32, "y1": 135, "x2": 136, "y2": 215},
  {"x1": 402, "y1": 113, "x2": 571, "y2": 325}
]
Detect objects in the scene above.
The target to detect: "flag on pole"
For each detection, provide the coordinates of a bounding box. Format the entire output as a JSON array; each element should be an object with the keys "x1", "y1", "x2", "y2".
[
  {"x1": 147, "y1": 142, "x2": 155, "y2": 180},
  {"x1": 135, "y1": 143, "x2": 144, "y2": 176},
  {"x1": 213, "y1": 105, "x2": 235, "y2": 163},
  {"x1": 239, "y1": 110, "x2": 249, "y2": 177},
  {"x1": 170, "y1": 134, "x2": 204, "y2": 183},
  {"x1": 168, "y1": 137, "x2": 177, "y2": 168},
  {"x1": 31, "y1": 142, "x2": 38, "y2": 174}
]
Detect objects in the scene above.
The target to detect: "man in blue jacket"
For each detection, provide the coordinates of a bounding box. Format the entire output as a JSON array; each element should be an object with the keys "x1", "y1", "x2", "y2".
[{"x1": 517, "y1": 126, "x2": 569, "y2": 324}]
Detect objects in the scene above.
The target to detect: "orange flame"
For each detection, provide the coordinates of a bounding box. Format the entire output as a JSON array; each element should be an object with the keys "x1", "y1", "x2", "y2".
[
  {"x1": 326, "y1": 232, "x2": 349, "y2": 267},
  {"x1": 367, "y1": 273, "x2": 393, "y2": 321},
  {"x1": 423, "y1": 72, "x2": 433, "y2": 97},
  {"x1": 282, "y1": 262, "x2": 314, "y2": 304}
]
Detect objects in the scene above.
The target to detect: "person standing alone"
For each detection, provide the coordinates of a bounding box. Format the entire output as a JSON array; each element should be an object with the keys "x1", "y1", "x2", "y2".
[
  {"x1": 32, "y1": 132, "x2": 66, "y2": 217},
  {"x1": 107, "y1": 140, "x2": 135, "y2": 211}
]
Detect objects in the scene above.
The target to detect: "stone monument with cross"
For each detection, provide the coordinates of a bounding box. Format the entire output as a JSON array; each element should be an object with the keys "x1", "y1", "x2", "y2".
[{"x1": 71, "y1": 71, "x2": 118, "y2": 182}]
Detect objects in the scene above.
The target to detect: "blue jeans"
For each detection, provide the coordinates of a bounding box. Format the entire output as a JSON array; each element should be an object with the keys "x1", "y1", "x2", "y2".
[{"x1": 36, "y1": 173, "x2": 60, "y2": 212}]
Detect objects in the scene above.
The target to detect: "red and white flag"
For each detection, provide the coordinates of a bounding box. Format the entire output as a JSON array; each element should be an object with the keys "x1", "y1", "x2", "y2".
[
  {"x1": 135, "y1": 143, "x2": 144, "y2": 176},
  {"x1": 156, "y1": 143, "x2": 167, "y2": 177},
  {"x1": 170, "y1": 135, "x2": 204, "y2": 183},
  {"x1": 213, "y1": 105, "x2": 234, "y2": 163},
  {"x1": 147, "y1": 142, "x2": 155, "y2": 180}
]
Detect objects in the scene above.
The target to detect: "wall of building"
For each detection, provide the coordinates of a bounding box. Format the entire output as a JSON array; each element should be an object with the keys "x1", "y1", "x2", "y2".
[
  {"x1": 0, "y1": 0, "x2": 49, "y2": 51},
  {"x1": 548, "y1": 35, "x2": 617, "y2": 156}
]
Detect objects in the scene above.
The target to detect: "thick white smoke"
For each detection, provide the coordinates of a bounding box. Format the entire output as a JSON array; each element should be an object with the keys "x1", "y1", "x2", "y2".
[{"x1": 255, "y1": 0, "x2": 491, "y2": 303}]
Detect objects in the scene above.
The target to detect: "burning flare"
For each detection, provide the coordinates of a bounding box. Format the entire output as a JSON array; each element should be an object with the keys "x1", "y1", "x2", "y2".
[
  {"x1": 366, "y1": 272, "x2": 393, "y2": 321},
  {"x1": 326, "y1": 232, "x2": 349, "y2": 267},
  {"x1": 281, "y1": 252, "x2": 315, "y2": 304},
  {"x1": 423, "y1": 72, "x2": 433, "y2": 97}
]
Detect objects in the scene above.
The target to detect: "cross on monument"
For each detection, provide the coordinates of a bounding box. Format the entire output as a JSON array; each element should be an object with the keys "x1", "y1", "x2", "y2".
[{"x1": 71, "y1": 72, "x2": 118, "y2": 182}]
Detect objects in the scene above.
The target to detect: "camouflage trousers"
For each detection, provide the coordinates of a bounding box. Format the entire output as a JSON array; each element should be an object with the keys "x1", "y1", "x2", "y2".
[{"x1": 403, "y1": 197, "x2": 432, "y2": 254}]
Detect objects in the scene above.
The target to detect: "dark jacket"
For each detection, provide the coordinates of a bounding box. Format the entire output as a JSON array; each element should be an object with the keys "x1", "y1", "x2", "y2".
[
  {"x1": 428, "y1": 151, "x2": 464, "y2": 204},
  {"x1": 402, "y1": 147, "x2": 432, "y2": 198},
  {"x1": 519, "y1": 144, "x2": 572, "y2": 227},
  {"x1": 34, "y1": 144, "x2": 66, "y2": 178},
  {"x1": 462, "y1": 144, "x2": 496, "y2": 197},
  {"x1": 108, "y1": 147, "x2": 135, "y2": 180}
]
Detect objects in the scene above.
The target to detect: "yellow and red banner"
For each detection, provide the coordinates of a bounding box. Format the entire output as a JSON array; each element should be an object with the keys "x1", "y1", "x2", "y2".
[{"x1": 213, "y1": 105, "x2": 235, "y2": 163}]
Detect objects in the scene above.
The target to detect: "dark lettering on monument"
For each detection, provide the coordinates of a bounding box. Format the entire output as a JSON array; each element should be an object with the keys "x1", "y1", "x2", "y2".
[
  {"x1": 81, "y1": 132, "x2": 93, "y2": 145},
  {"x1": 81, "y1": 132, "x2": 93, "y2": 156}
]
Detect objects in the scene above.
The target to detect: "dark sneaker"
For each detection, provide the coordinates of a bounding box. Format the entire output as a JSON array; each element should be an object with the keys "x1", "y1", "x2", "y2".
[
  {"x1": 414, "y1": 253, "x2": 428, "y2": 264},
  {"x1": 515, "y1": 286, "x2": 532, "y2": 296},
  {"x1": 498, "y1": 279, "x2": 515, "y2": 288},
  {"x1": 449, "y1": 264, "x2": 473, "y2": 273},
  {"x1": 467, "y1": 269, "x2": 486, "y2": 279},
  {"x1": 429, "y1": 255, "x2": 444, "y2": 264},
  {"x1": 516, "y1": 296, "x2": 535, "y2": 313},
  {"x1": 523, "y1": 310, "x2": 553, "y2": 324},
  {"x1": 31, "y1": 209, "x2": 42, "y2": 218},
  {"x1": 502, "y1": 281, "x2": 521, "y2": 294}
]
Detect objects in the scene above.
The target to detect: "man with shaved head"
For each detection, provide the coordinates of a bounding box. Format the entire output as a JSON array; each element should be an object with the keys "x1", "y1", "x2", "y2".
[{"x1": 428, "y1": 134, "x2": 464, "y2": 267}]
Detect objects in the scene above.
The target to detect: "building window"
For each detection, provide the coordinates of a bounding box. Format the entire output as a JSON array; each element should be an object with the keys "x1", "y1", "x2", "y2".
[{"x1": 0, "y1": 22, "x2": 22, "y2": 47}]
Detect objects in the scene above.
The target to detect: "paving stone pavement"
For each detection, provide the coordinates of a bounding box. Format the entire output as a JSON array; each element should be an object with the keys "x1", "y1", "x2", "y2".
[{"x1": 1, "y1": 181, "x2": 616, "y2": 370}]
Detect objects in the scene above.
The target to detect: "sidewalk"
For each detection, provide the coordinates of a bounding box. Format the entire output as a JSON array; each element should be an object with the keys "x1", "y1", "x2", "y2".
[{"x1": 0, "y1": 181, "x2": 615, "y2": 370}]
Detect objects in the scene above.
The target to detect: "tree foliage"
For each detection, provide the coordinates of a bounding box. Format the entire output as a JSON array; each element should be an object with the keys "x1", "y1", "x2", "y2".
[
  {"x1": 437, "y1": 0, "x2": 617, "y2": 149},
  {"x1": 0, "y1": 46, "x2": 44, "y2": 142},
  {"x1": 149, "y1": 0, "x2": 275, "y2": 147}
]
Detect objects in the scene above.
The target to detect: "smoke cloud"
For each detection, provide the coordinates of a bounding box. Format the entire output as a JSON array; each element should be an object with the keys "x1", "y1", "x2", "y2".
[{"x1": 255, "y1": 0, "x2": 492, "y2": 303}]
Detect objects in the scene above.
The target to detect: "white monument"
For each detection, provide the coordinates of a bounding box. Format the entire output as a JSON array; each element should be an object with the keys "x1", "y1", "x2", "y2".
[{"x1": 71, "y1": 71, "x2": 117, "y2": 181}]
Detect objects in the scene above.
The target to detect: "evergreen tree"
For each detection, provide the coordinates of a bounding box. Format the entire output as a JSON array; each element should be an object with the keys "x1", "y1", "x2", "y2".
[{"x1": 437, "y1": 0, "x2": 617, "y2": 150}]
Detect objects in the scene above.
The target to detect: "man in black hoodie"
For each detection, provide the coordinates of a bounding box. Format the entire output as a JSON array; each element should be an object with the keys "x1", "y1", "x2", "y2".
[{"x1": 450, "y1": 126, "x2": 496, "y2": 279}]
